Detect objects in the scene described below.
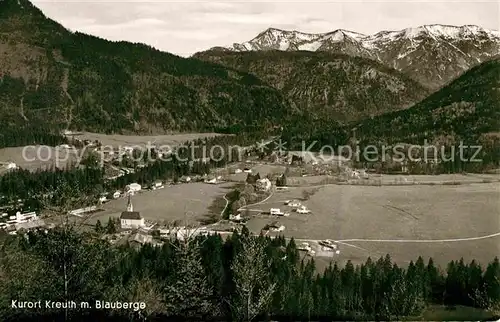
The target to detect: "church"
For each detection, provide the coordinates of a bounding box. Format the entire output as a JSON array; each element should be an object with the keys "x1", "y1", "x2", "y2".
[{"x1": 120, "y1": 194, "x2": 144, "y2": 229}]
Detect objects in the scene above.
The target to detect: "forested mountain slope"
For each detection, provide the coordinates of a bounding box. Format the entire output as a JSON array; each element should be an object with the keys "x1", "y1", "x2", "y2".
[
  {"x1": 209, "y1": 25, "x2": 500, "y2": 89},
  {"x1": 194, "y1": 50, "x2": 430, "y2": 122},
  {"x1": 355, "y1": 58, "x2": 500, "y2": 145},
  {"x1": 0, "y1": 0, "x2": 294, "y2": 135}
]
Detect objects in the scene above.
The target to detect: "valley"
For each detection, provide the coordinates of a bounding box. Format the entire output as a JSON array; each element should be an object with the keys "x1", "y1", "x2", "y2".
[{"x1": 0, "y1": 0, "x2": 499, "y2": 320}]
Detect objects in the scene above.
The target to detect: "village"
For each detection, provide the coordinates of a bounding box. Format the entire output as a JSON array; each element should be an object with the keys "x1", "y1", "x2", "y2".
[
  {"x1": 1, "y1": 134, "x2": 499, "y2": 267},
  {"x1": 0, "y1": 138, "x2": 354, "y2": 257}
]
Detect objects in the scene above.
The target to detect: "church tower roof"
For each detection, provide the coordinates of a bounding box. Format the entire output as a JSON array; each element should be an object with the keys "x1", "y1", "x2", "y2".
[{"x1": 126, "y1": 193, "x2": 133, "y2": 212}]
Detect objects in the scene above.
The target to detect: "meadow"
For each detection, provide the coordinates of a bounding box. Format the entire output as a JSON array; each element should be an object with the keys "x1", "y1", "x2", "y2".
[{"x1": 245, "y1": 181, "x2": 500, "y2": 267}]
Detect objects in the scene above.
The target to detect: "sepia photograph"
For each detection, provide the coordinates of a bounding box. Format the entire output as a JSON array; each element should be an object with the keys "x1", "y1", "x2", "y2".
[{"x1": 0, "y1": 0, "x2": 499, "y2": 320}]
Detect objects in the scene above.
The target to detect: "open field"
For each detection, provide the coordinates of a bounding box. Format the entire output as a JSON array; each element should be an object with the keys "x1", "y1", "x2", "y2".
[
  {"x1": 227, "y1": 169, "x2": 500, "y2": 187},
  {"x1": 287, "y1": 173, "x2": 500, "y2": 187},
  {"x1": 87, "y1": 182, "x2": 234, "y2": 225},
  {"x1": 375, "y1": 173, "x2": 500, "y2": 184},
  {"x1": 0, "y1": 132, "x2": 227, "y2": 172},
  {"x1": 286, "y1": 175, "x2": 333, "y2": 185},
  {"x1": 244, "y1": 181, "x2": 500, "y2": 267},
  {"x1": 0, "y1": 145, "x2": 78, "y2": 171},
  {"x1": 69, "y1": 132, "x2": 226, "y2": 148}
]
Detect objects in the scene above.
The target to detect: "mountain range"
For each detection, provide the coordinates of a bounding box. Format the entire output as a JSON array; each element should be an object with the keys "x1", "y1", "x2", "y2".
[
  {"x1": 209, "y1": 25, "x2": 500, "y2": 89},
  {"x1": 0, "y1": 0, "x2": 498, "y2": 149}
]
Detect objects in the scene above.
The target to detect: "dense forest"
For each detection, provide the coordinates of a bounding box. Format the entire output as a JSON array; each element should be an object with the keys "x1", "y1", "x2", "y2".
[
  {"x1": 0, "y1": 226, "x2": 498, "y2": 321},
  {"x1": 0, "y1": 126, "x2": 68, "y2": 149}
]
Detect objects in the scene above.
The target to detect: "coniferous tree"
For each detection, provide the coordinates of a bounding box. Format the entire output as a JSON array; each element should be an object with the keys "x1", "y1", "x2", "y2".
[
  {"x1": 95, "y1": 219, "x2": 103, "y2": 233},
  {"x1": 230, "y1": 234, "x2": 276, "y2": 321},
  {"x1": 483, "y1": 257, "x2": 500, "y2": 308},
  {"x1": 106, "y1": 217, "x2": 117, "y2": 234},
  {"x1": 163, "y1": 233, "x2": 215, "y2": 318}
]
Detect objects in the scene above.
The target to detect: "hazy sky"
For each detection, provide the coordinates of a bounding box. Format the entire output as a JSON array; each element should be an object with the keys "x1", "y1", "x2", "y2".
[{"x1": 32, "y1": 0, "x2": 500, "y2": 57}]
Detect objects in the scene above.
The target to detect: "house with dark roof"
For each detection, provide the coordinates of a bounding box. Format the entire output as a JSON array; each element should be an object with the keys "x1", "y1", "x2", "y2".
[
  {"x1": 246, "y1": 172, "x2": 261, "y2": 185},
  {"x1": 120, "y1": 194, "x2": 145, "y2": 229}
]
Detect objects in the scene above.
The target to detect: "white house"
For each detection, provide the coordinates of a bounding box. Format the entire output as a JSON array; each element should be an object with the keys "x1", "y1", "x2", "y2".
[
  {"x1": 359, "y1": 169, "x2": 369, "y2": 179},
  {"x1": 297, "y1": 206, "x2": 311, "y2": 214},
  {"x1": 256, "y1": 178, "x2": 272, "y2": 192},
  {"x1": 205, "y1": 177, "x2": 217, "y2": 184},
  {"x1": 163, "y1": 227, "x2": 203, "y2": 241},
  {"x1": 120, "y1": 195, "x2": 145, "y2": 229},
  {"x1": 270, "y1": 208, "x2": 284, "y2": 216},
  {"x1": 229, "y1": 213, "x2": 242, "y2": 221},
  {"x1": 286, "y1": 200, "x2": 302, "y2": 207},
  {"x1": 6, "y1": 162, "x2": 17, "y2": 170},
  {"x1": 270, "y1": 225, "x2": 285, "y2": 232},
  {"x1": 125, "y1": 183, "x2": 142, "y2": 193},
  {"x1": 153, "y1": 181, "x2": 164, "y2": 189},
  {"x1": 298, "y1": 242, "x2": 312, "y2": 251},
  {"x1": 319, "y1": 239, "x2": 337, "y2": 249},
  {"x1": 9, "y1": 211, "x2": 38, "y2": 224}
]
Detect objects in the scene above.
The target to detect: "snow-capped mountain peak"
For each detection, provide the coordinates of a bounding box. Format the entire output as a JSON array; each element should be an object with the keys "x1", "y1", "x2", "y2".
[
  {"x1": 230, "y1": 27, "x2": 368, "y2": 52},
  {"x1": 226, "y1": 24, "x2": 499, "y2": 51},
  {"x1": 209, "y1": 24, "x2": 500, "y2": 89}
]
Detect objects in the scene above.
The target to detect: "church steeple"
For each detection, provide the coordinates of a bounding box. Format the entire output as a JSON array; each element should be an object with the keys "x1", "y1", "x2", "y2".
[{"x1": 126, "y1": 193, "x2": 133, "y2": 212}]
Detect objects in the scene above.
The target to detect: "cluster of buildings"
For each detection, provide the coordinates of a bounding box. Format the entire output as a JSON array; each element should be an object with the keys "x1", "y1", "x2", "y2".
[
  {"x1": 346, "y1": 168, "x2": 369, "y2": 179},
  {"x1": 0, "y1": 211, "x2": 47, "y2": 234},
  {"x1": 115, "y1": 195, "x2": 221, "y2": 247},
  {"x1": 245, "y1": 173, "x2": 272, "y2": 192},
  {"x1": 298, "y1": 241, "x2": 341, "y2": 257},
  {"x1": 263, "y1": 221, "x2": 286, "y2": 233},
  {"x1": 276, "y1": 200, "x2": 311, "y2": 214}
]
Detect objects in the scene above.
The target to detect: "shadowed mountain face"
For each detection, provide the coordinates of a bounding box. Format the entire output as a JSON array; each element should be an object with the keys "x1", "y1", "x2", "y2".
[
  {"x1": 355, "y1": 58, "x2": 500, "y2": 145},
  {"x1": 0, "y1": 0, "x2": 294, "y2": 134},
  {"x1": 206, "y1": 25, "x2": 500, "y2": 90},
  {"x1": 194, "y1": 50, "x2": 431, "y2": 122}
]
